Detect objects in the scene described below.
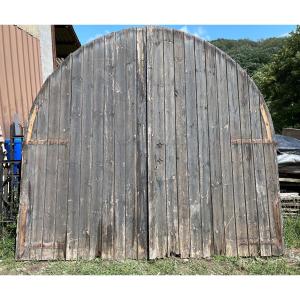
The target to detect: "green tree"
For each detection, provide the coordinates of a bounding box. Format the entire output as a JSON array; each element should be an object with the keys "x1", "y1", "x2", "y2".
[
  {"x1": 253, "y1": 26, "x2": 300, "y2": 132},
  {"x1": 211, "y1": 37, "x2": 285, "y2": 76}
]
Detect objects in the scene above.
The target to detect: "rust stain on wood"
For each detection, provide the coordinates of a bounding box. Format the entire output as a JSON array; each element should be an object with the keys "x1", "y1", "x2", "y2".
[
  {"x1": 25, "y1": 105, "x2": 38, "y2": 143},
  {"x1": 25, "y1": 138, "x2": 69, "y2": 145},
  {"x1": 260, "y1": 103, "x2": 272, "y2": 142},
  {"x1": 231, "y1": 138, "x2": 275, "y2": 145}
]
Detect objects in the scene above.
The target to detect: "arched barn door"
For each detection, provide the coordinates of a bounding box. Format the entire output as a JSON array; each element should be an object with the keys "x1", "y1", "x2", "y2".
[{"x1": 16, "y1": 27, "x2": 283, "y2": 261}]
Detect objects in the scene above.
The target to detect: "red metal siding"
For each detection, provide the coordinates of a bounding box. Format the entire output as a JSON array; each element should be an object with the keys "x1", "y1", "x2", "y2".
[{"x1": 0, "y1": 25, "x2": 42, "y2": 137}]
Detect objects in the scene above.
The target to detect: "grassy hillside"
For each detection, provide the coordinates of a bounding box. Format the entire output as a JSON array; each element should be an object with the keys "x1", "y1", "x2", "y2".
[{"x1": 211, "y1": 37, "x2": 286, "y2": 76}]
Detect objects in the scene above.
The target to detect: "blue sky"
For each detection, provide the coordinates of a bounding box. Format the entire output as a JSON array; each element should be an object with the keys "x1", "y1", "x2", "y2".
[{"x1": 74, "y1": 25, "x2": 296, "y2": 45}]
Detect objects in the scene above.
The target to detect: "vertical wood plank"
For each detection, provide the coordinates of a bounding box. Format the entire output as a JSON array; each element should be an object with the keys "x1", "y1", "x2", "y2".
[
  {"x1": 125, "y1": 29, "x2": 138, "y2": 259},
  {"x1": 102, "y1": 33, "x2": 115, "y2": 259},
  {"x1": 42, "y1": 68, "x2": 61, "y2": 260},
  {"x1": 173, "y1": 30, "x2": 190, "y2": 258},
  {"x1": 164, "y1": 29, "x2": 179, "y2": 256},
  {"x1": 66, "y1": 49, "x2": 84, "y2": 260},
  {"x1": 89, "y1": 38, "x2": 105, "y2": 259},
  {"x1": 147, "y1": 27, "x2": 167, "y2": 258},
  {"x1": 114, "y1": 31, "x2": 127, "y2": 260},
  {"x1": 237, "y1": 66, "x2": 259, "y2": 256},
  {"x1": 259, "y1": 94, "x2": 282, "y2": 255},
  {"x1": 78, "y1": 44, "x2": 94, "y2": 259},
  {"x1": 215, "y1": 50, "x2": 237, "y2": 256},
  {"x1": 248, "y1": 79, "x2": 271, "y2": 257},
  {"x1": 195, "y1": 40, "x2": 213, "y2": 258},
  {"x1": 227, "y1": 59, "x2": 249, "y2": 256},
  {"x1": 206, "y1": 43, "x2": 224, "y2": 255},
  {"x1": 15, "y1": 102, "x2": 39, "y2": 259},
  {"x1": 29, "y1": 81, "x2": 50, "y2": 260},
  {"x1": 184, "y1": 35, "x2": 202, "y2": 257},
  {"x1": 54, "y1": 56, "x2": 72, "y2": 259},
  {"x1": 136, "y1": 27, "x2": 148, "y2": 259}
]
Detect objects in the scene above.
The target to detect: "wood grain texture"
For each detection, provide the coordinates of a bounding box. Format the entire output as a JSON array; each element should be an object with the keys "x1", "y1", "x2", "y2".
[
  {"x1": 124, "y1": 29, "x2": 137, "y2": 259},
  {"x1": 15, "y1": 97, "x2": 40, "y2": 260},
  {"x1": 78, "y1": 43, "x2": 94, "y2": 259},
  {"x1": 66, "y1": 49, "x2": 84, "y2": 260},
  {"x1": 206, "y1": 43, "x2": 224, "y2": 255},
  {"x1": 174, "y1": 30, "x2": 190, "y2": 258},
  {"x1": 89, "y1": 38, "x2": 105, "y2": 259},
  {"x1": 29, "y1": 81, "x2": 50, "y2": 260},
  {"x1": 184, "y1": 34, "x2": 202, "y2": 257},
  {"x1": 237, "y1": 66, "x2": 259, "y2": 256},
  {"x1": 147, "y1": 27, "x2": 167, "y2": 258},
  {"x1": 16, "y1": 27, "x2": 282, "y2": 260},
  {"x1": 248, "y1": 79, "x2": 272, "y2": 257},
  {"x1": 54, "y1": 56, "x2": 72, "y2": 259},
  {"x1": 215, "y1": 50, "x2": 237, "y2": 256},
  {"x1": 259, "y1": 96, "x2": 283, "y2": 256},
  {"x1": 227, "y1": 59, "x2": 249, "y2": 257},
  {"x1": 136, "y1": 28, "x2": 148, "y2": 259},
  {"x1": 164, "y1": 29, "x2": 179, "y2": 256},
  {"x1": 42, "y1": 67, "x2": 61, "y2": 260},
  {"x1": 194, "y1": 39, "x2": 212, "y2": 258},
  {"x1": 101, "y1": 33, "x2": 115, "y2": 259},
  {"x1": 114, "y1": 31, "x2": 126, "y2": 260}
]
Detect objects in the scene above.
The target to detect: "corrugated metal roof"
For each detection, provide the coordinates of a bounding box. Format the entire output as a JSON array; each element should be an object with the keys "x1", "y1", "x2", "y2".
[{"x1": 0, "y1": 25, "x2": 42, "y2": 137}]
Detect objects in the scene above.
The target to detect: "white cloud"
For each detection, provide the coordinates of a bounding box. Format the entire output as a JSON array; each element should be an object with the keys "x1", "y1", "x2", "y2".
[
  {"x1": 178, "y1": 25, "x2": 210, "y2": 40},
  {"x1": 179, "y1": 25, "x2": 189, "y2": 33},
  {"x1": 193, "y1": 26, "x2": 210, "y2": 40}
]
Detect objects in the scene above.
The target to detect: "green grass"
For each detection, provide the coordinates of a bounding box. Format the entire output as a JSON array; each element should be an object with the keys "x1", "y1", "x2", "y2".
[
  {"x1": 283, "y1": 217, "x2": 300, "y2": 248},
  {"x1": 0, "y1": 217, "x2": 299, "y2": 275},
  {"x1": 0, "y1": 255, "x2": 299, "y2": 275}
]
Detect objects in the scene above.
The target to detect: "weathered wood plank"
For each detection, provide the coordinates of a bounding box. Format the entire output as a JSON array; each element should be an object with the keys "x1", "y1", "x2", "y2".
[
  {"x1": 42, "y1": 67, "x2": 61, "y2": 260},
  {"x1": 206, "y1": 43, "x2": 224, "y2": 255},
  {"x1": 124, "y1": 29, "x2": 138, "y2": 259},
  {"x1": 163, "y1": 29, "x2": 179, "y2": 257},
  {"x1": 248, "y1": 78, "x2": 271, "y2": 257},
  {"x1": 227, "y1": 58, "x2": 249, "y2": 257},
  {"x1": 194, "y1": 39, "x2": 213, "y2": 258},
  {"x1": 147, "y1": 27, "x2": 167, "y2": 258},
  {"x1": 237, "y1": 66, "x2": 259, "y2": 256},
  {"x1": 29, "y1": 80, "x2": 50, "y2": 260},
  {"x1": 136, "y1": 27, "x2": 148, "y2": 259},
  {"x1": 215, "y1": 50, "x2": 237, "y2": 256},
  {"x1": 66, "y1": 49, "x2": 84, "y2": 260},
  {"x1": 54, "y1": 56, "x2": 72, "y2": 260},
  {"x1": 102, "y1": 33, "x2": 115, "y2": 259},
  {"x1": 174, "y1": 30, "x2": 190, "y2": 258},
  {"x1": 15, "y1": 100, "x2": 39, "y2": 259},
  {"x1": 77, "y1": 43, "x2": 94, "y2": 259},
  {"x1": 259, "y1": 96, "x2": 282, "y2": 256},
  {"x1": 114, "y1": 31, "x2": 127, "y2": 260},
  {"x1": 16, "y1": 26, "x2": 283, "y2": 261},
  {"x1": 89, "y1": 37, "x2": 105, "y2": 259},
  {"x1": 184, "y1": 34, "x2": 202, "y2": 257}
]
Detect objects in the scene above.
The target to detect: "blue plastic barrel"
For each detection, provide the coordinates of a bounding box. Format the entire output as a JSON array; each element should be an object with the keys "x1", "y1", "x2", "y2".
[{"x1": 13, "y1": 137, "x2": 23, "y2": 175}]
